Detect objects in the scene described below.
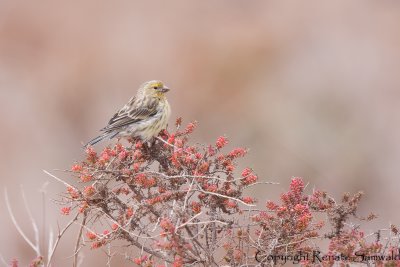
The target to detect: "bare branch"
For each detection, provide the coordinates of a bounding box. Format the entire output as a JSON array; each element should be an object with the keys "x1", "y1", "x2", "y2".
[
  {"x1": 47, "y1": 227, "x2": 54, "y2": 263},
  {"x1": 39, "y1": 181, "x2": 49, "y2": 255},
  {"x1": 196, "y1": 188, "x2": 256, "y2": 207},
  {"x1": 20, "y1": 185, "x2": 41, "y2": 256},
  {"x1": 43, "y1": 170, "x2": 78, "y2": 191},
  {"x1": 4, "y1": 188, "x2": 41, "y2": 256},
  {"x1": 0, "y1": 253, "x2": 8, "y2": 267}
]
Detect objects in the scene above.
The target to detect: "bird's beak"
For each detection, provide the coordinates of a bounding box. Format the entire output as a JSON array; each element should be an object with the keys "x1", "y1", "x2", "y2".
[{"x1": 160, "y1": 86, "x2": 170, "y2": 93}]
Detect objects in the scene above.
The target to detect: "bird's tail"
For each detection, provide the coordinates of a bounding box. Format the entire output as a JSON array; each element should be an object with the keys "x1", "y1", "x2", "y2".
[{"x1": 84, "y1": 132, "x2": 117, "y2": 148}]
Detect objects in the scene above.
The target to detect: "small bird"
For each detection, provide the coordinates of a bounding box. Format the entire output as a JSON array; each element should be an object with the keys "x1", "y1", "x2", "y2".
[{"x1": 85, "y1": 80, "x2": 171, "y2": 147}]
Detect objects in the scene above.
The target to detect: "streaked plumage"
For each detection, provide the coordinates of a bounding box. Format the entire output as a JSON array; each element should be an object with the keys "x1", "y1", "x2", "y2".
[{"x1": 86, "y1": 80, "x2": 171, "y2": 147}]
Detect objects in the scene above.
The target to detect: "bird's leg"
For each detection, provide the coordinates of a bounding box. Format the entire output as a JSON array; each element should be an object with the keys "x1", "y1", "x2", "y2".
[
  {"x1": 121, "y1": 137, "x2": 135, "y2": 151},
  {"x1": 144, "y1": 140, "x2": 153, "y2": 157},
  {"x1": 149, "y1": 138, "x2": 157, "y2": 148}
]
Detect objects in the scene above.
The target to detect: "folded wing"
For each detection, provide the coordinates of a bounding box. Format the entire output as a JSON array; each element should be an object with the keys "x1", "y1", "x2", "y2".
[{"x1": 101, "y1": 100, "x2": 158, "y2": 132}]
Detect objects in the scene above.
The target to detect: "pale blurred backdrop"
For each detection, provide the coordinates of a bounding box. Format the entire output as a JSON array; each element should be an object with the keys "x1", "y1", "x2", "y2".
[{"x1": 1, "y1": 1, "x2": 400, "y2": 266}]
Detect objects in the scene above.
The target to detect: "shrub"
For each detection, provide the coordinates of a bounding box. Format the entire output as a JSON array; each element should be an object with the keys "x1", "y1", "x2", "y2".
[{"x1": 7, "y1": 118, "x2": 400, "y2": 266}]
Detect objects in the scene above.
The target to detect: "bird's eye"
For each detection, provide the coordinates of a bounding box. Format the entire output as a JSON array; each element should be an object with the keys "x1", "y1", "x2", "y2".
[{"x1": 153, "y1": 86, "x2": 158, "y2": 89}]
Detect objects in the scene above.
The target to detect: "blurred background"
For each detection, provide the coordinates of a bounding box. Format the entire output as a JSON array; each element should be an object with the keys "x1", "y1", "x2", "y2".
[{"x1": 1, "y1": 1, "x2": 400, "y2": 265}]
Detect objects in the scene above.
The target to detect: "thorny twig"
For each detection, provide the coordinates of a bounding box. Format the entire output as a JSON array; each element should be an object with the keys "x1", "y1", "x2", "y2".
[
  {"x1": 73, "y1": 211, "x2": 87, "y2": 267},
  {"x1": 47, "y1": 212, "x2": 80, "y2": 267}
]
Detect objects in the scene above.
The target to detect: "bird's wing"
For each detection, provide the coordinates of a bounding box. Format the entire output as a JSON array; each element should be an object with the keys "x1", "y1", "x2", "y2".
[{"x1": 101, "y1": 99, "x2": 158, "y2": 132}]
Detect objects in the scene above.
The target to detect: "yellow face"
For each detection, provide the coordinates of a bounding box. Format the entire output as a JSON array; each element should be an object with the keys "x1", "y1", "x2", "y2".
[{"x1": 143, "y1": 80, "x2": 170, "y2": 98}]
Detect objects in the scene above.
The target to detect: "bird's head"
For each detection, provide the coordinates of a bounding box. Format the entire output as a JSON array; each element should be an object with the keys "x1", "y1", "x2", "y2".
[{"x1": 139, "y1": 80, "x2": 170, "y2": 99}]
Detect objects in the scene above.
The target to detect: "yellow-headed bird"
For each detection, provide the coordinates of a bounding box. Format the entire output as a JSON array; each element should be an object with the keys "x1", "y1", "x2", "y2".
[{"x1": 86, "y1": 80, "x2": 171, "y2": 146}]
